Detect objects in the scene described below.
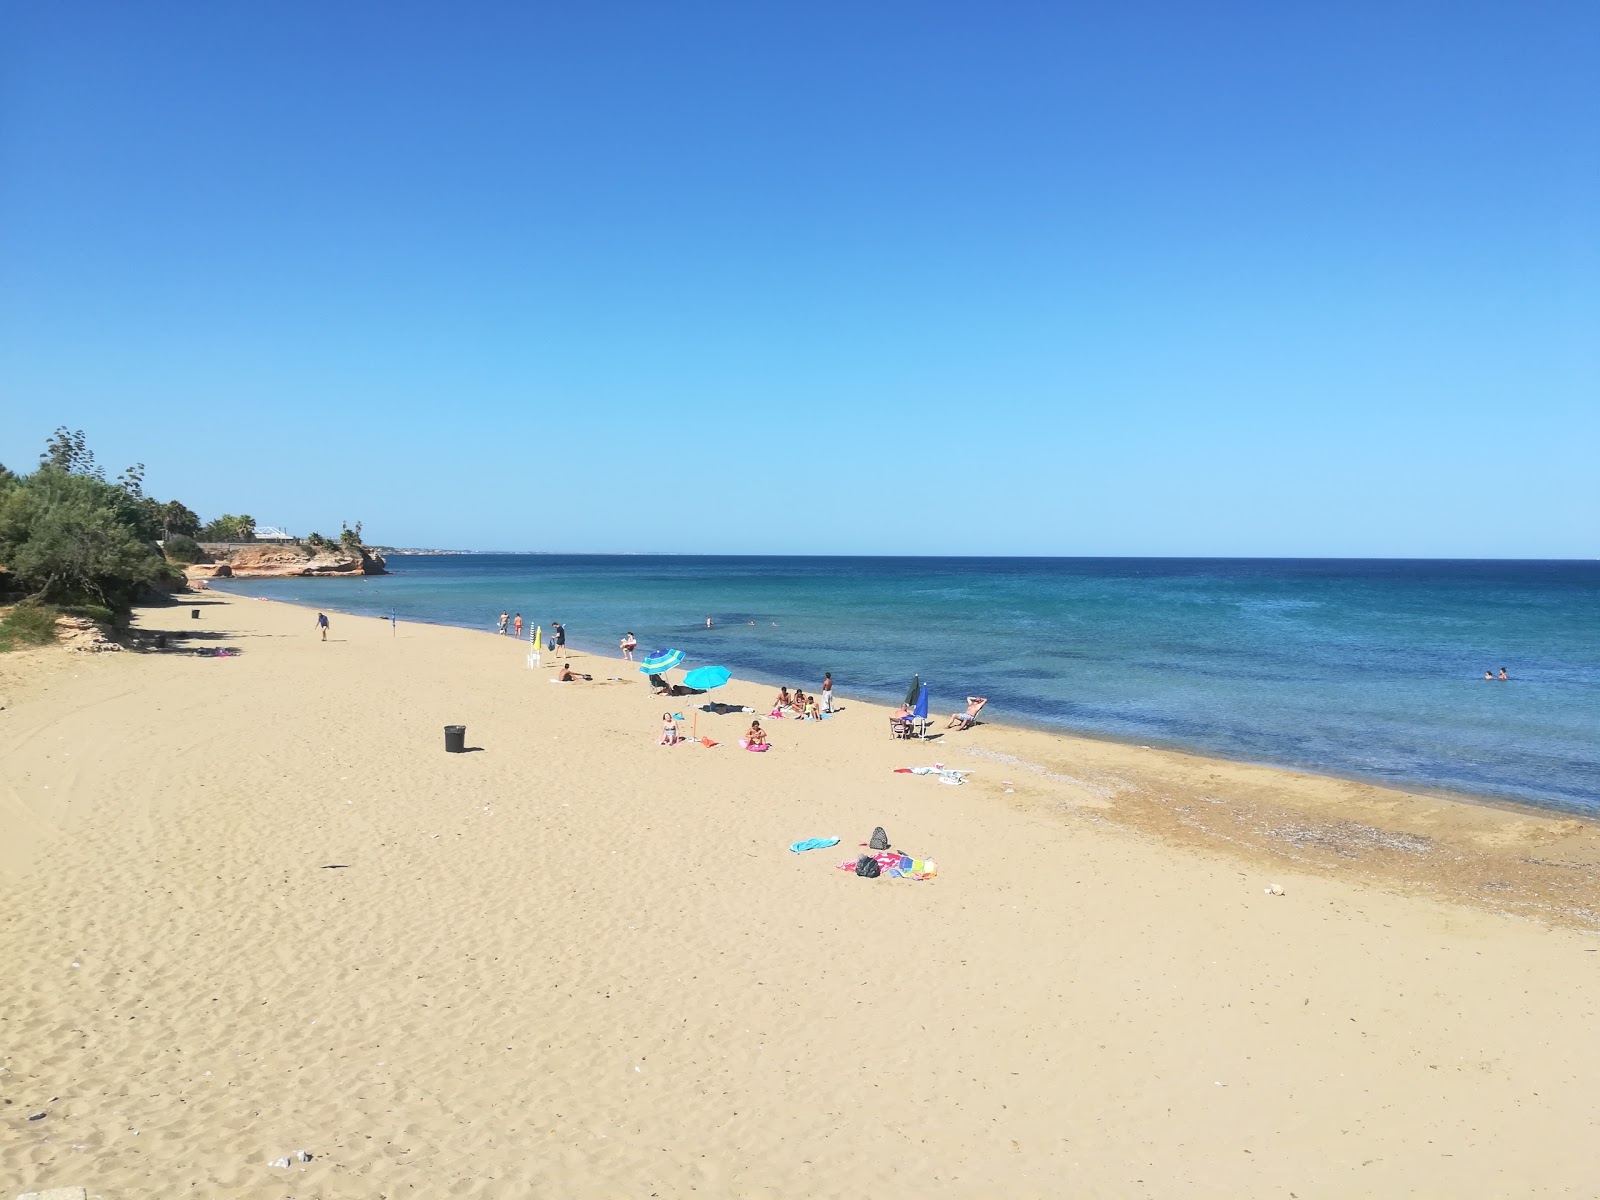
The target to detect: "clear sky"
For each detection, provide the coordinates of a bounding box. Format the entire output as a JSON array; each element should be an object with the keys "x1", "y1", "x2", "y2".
[{"x1": 2, "y1": 1, "x2": 1596, "y2": 556}]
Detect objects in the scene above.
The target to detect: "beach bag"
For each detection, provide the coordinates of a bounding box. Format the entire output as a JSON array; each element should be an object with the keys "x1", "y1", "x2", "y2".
[
  {"x1": 855, "y1": 855, "x2": 881, "y2": 879},
  {"x1": 869, "y1": 826, "x2": 890, "y2": 851}
]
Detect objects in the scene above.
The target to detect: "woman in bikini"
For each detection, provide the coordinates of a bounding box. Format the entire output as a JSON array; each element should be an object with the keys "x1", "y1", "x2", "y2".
[
  {"x1": 659, "y1": 713, "x2": 680, "y2": 745},
  {"x1": 746, "y1": 720, "x2": 768, "y2": 746}
]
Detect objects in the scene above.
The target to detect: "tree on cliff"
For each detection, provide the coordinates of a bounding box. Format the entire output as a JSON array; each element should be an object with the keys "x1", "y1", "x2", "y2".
[{"x1": 199, "y1": 513, "x2": 256, "y2": 542}]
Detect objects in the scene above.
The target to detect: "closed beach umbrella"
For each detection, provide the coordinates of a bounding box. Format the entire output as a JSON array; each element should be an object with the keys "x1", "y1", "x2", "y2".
[
  {"x1": 639, "y1": 647, "x2": 686, "y2": 674},
  {"x1": 682, "y1": 665, "x2": 732, "y2": 691},
  {"x1": 905, "y1": 673, "x2": 922, "y2": 707}
]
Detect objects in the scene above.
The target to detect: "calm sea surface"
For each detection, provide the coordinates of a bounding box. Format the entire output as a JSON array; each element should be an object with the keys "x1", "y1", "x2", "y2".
[{"x1": 216, "y1": 556, "x2": 1600, "y2": 814}]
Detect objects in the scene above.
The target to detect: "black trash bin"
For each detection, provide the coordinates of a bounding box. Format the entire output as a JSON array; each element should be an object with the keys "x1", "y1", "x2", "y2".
[
  {"x1": 444, "y1": 725, "x2": 466, "y2": 753},
  {"x1": 191, "y1": 608, "x2": 200, "y2": 619}
]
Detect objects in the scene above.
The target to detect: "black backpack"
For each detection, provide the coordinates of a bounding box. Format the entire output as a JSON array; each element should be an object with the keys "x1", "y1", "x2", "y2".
[
  {"x1": 855, "y1": 854, "x2": 881, "y2": 878},
  {"x1": 869, "y1": 826, "x2": 890, "y2": 851}
]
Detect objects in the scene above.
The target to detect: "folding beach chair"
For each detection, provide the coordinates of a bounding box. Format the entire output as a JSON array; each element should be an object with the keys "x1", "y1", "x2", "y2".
[{"x1": 909, "y1": 684, "x2": 931, "y2": 740}]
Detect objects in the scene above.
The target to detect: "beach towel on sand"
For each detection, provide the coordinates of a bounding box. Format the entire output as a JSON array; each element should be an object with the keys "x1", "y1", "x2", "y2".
[{"x1": 789, "y1": 836, "x2": 840, "y2": 853}]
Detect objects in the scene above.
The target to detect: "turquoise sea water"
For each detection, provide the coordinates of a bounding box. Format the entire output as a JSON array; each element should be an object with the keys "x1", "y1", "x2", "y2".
[{"x1": 215, "y1": 556, "x2": 1600, "y2": 815}]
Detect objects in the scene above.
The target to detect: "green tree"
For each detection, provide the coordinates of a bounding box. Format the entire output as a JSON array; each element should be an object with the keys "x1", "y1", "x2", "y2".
[
  {"x1": 199, "y1": 513, "x2": 257, "y2": 542},
  {"x1": 0, "y1": 468, "x2": 169, "y2": 605},
  {"x1": 153, "y1": 499, "x2": 201, "y2": 539},
  {"x1": 160, "y1": 533, "x2": 203, "y2": 564},
  {"x1": 39, "y1": 427, "x2": 102, "y2": 478}
]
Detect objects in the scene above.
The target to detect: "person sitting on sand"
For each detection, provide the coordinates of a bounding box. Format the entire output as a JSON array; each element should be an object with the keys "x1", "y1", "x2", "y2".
[
  {"x1": 746, "y1": 720, "x2": 768, "y2": 746},
  {"x1": 659, "y1": 713, "x2": 680, "y2": 745},
  {"x1": 788, "y1": 689, "x2": 807, "y2": 715},
  {"x1": 803, "y1": 694, "x2": 819, "y2": 720},
  {"x1": 774, "y1": 686, "x2": 791, "y2": 710},
  {"x1": 557, "y1": 664, "x2": 592, "y2": 682},
  {"x1": 947, "y1": 696, "x2": 988, "y2": 729}
]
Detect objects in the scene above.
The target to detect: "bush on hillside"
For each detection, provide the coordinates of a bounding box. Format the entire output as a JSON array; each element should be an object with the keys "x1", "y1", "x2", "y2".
[
  {"x1": 58, "y1": 602, "x2": 117, "y2": 625},
  {"x1": 162, "y1": 533, "x2": 203, "y2": 564},
  {"x1": 0, "y1": 603, "x2": 61, "y2": 651}
]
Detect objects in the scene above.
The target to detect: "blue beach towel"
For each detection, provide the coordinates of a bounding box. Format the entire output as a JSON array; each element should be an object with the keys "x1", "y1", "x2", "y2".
[{"x1": 789, "y1": 836, "x2": 841, "y2": 854}]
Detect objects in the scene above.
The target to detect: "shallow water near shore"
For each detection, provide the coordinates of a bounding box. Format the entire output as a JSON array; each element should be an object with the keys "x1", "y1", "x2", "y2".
[{"x1": 216, "y1": 555, "x2": 1600, "y2": 814}]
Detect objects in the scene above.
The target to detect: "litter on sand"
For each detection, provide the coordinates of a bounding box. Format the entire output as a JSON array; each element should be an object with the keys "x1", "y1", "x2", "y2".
[{"x1": 893, "y1": 765, "x2": 970, "y2": 785}]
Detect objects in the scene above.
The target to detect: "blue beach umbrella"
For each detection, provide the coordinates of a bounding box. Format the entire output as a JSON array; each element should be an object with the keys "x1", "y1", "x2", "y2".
[
  {"x1": 682, "y1": 665, "x2": 732, "y2": 691},
  {"x1": 639, "y1": 648, "x2": 686, "y2": 674}
]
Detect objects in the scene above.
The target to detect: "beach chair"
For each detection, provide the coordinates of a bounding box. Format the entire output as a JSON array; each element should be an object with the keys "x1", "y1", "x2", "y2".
[
  {"x1": 908, "y1": 684, "x2": 931, "y2": 739},
  {"x1": 949, "y1": 696, "x2": 987, "y2": 730}
]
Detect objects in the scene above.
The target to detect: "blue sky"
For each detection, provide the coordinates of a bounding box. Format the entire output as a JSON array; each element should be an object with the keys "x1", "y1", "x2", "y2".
[{"x1": 2, "y1": 1, "x2": 1596, "y2": 555}]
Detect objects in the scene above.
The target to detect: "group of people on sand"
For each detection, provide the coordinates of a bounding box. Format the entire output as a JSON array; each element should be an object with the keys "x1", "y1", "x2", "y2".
[
  {"x1": 771, "y1": 673, "x2": 833, "y2": 720},
  {"x1": 497, "y1": 611, "x2": 566, "y2": 657},
  {"x1": 771, "y1": 686, "x2": 820, "y2": 720},
  {"x1": 658, "y1": 713, "x2": 771, "y2": 750}
]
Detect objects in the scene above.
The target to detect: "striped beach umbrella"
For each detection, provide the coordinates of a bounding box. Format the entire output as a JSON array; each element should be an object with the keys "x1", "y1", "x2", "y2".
[{"x1": 638, "y1": 647, "x2": 685, "y2": 674}]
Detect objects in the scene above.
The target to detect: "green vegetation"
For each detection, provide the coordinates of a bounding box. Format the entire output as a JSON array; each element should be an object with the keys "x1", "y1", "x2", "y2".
[
  {"x1": 198, "y1": 513, "x2": 256, "y2": 542},
  {"x1": 1, "y1": 428, "x2": 373, "y2": 649},
  {"x1": 161, "y1": 533, "x2": 204, "y2": 564},
  {"x1": 0, "y1": 602, "x2": 62, "y2": 652},
  {"x1": 0, "y1": 447, "x2": 174, "y2": 609}
]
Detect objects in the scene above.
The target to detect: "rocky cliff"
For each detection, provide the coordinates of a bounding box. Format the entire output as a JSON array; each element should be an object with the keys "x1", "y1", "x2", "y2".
[{"x1": 202, "y1": 544, "x2": 388, "y2": 578}]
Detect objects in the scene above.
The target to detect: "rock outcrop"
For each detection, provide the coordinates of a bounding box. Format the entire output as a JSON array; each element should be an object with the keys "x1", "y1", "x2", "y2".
[
  {"x1": 54, "y1": 614, "x2": 122, "y2": 652},
  {"x1": 204, "y1": 544, "x2": 387, "y2": 578}
]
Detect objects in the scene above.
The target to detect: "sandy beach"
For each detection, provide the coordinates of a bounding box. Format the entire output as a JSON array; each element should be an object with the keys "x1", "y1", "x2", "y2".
[{"x1": 2, "y1": 592, "x2": 1596, "y2": 1199}]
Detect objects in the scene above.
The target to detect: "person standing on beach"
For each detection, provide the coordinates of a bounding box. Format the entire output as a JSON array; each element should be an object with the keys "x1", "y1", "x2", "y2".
[
  {"x1": 513, "y1": 613, "x2": 523, "y2": 639},
  {"x1": 822, "y1": 671, "x2": 834, "y2": 713},
  {"x1": 621, "y1": 632, "x2": 637, "y2": 661},
  {"x1": 552, "y1": 621, "x2": 567, "y2": 659},
  {"x1": 316, "y1": 612, "x2": 329, "y2": 641},
  {"x1": 498, "y1": 610, "x2": 509, "y2": 636}
]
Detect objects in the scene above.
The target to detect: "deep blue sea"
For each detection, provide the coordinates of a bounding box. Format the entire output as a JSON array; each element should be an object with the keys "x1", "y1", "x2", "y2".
[{"x1": 215, "y1": 556, "x2": 1600, "y2": 815}]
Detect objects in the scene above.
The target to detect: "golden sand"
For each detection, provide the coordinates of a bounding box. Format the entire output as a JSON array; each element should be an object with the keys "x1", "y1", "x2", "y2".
[{"x1": 2, "y1": 593, "x2": 1596, "y2": 1197}]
